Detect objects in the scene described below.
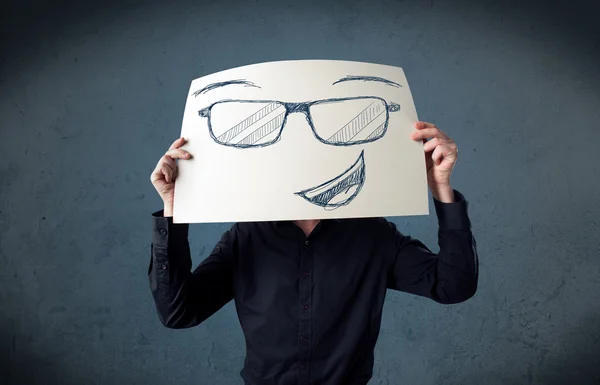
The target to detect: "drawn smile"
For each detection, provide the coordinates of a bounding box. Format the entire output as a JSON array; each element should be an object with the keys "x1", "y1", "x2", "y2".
[{"x1": 295, "y1": 151, "x2": 366, "y2": 210}]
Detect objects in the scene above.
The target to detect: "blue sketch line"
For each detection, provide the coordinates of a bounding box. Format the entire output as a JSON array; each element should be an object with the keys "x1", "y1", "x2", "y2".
[
  {"x1": 295, "y1": 150, "x2": 366, "y2": 210},
  {"x1": 216, "y1": 102, "x2": 283, "y2": 143},
  {"x1": 332, "y1": 75, "x2": 402, "y2": 88},
  {"x1": 365, "y1": 123, "x2": 387, "y2": 140},
  {"x1": 326, "y1": 101, "x2": 387, "y2": 143},
  {"x1": 237, "y1": 113, "x2": 287, "y2": 146},
  {"x1": 192, "y1": 79, "x2": 261, "y2": 97},
  {"x1": 198, "y1": 97, "x2": 401, "y2": 149}
]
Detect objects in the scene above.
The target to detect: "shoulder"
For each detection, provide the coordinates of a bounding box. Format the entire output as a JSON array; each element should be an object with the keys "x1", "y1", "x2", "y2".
[{"x1": 215, "y1": 222, "x2": 265, "y2": 254}]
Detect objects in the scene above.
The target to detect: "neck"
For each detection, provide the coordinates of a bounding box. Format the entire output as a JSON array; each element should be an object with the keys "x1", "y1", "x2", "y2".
[{"x1": 294, "y1": 219, "x2": 320, "y2": 237}]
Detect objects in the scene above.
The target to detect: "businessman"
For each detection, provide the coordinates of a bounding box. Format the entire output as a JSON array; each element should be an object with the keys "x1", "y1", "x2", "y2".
[{"x1": 148, "y1": 121, "x2": 479, "y2": 385}]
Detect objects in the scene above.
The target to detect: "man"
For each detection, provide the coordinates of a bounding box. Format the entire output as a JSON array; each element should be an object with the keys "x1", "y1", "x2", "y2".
[{"x1": 148, "y1": 121, "x2": 478, "y2": 385}]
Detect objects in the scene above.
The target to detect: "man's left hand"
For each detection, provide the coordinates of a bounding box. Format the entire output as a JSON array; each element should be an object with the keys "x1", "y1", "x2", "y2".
[{"x1": 411, "y1": 121, "x2": 458, "y2": 203}]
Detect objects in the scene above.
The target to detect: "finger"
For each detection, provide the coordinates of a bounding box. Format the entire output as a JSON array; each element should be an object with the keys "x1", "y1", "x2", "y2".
[
  {"x1": 423, "y1": 137, "x2": 443, "y2": 153},
  {"x1": 165, "y1": 148, "x2": 192, "y2": 160},
  {"x1": 161, "y1": 164, "x2": 174, "y2": 184},
  {"x1": 162, "y1": 155, "x2": 177, "y2": 171},
  {"x1": 152, "y1": 153, "x2": 177, "y2": 177},
  {"x1": 168, "y1": 137, "x2": 186, "y2": 150},
  {"x1": 413, "y1": 123, "x2": 451, "y2": 140},
  {"x1": 412, "y1": 127, "x2": 440, "y2": 141},
  {"x1": 414, "y1": 121, "x2": 437, "y2": 129},
  {"x1": 150, "y1": 161, "x2": 167, "y2": 183},
  {"x1": 414, "y1": 127, "x2": 451, "y2": 141},
  {"x1": 163, "y1": 156, "x2": 178, "y2": 180},
  {"x1": 435, "y1": 128, "x2": 449, "y2": 139},
  {"x1": 432, "y1": 146, "x2": 445, "y2": 165},
  {"x1": 150, "y1": 167, "x2": 162, "y2": 183}
]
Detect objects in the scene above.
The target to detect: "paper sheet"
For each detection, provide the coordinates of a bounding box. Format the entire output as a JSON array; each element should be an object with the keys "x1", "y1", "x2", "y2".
[{"x1": 173, "y1": 60, "x2": 429, "y2": 223}]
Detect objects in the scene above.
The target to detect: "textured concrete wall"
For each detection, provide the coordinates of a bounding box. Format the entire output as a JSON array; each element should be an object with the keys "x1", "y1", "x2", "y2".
[{"x1": 1, "y1": 0, "x2": 599, "y2": 384}]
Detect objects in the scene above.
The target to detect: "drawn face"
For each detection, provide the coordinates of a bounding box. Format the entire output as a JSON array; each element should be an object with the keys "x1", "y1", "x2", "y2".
[
  {"x1": 175, "y1": 60, "x2": 424, "y2": 223},
  {"x1": 197, "y1": 94, "x2": 401, "y2": 209}
]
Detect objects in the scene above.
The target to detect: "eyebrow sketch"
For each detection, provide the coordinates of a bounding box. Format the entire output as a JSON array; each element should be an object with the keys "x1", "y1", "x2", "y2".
[
  {"x1": 332, "y1": 75, "x2": 402, "y2": 88},
  {"x1": 295, "y1": 150, "x2": 366, "y2": 210},
  {"x1": 198, "y1": 96, "x2": 401, "y2": 149},
  {"x1": 192, "y1": 79, "x2": 261, "y2": 97}
]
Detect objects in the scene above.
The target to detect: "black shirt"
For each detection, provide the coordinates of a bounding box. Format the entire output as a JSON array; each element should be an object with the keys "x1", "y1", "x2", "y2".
[{"x1": 148, "y1": 189, "x2": 478, "y2": 385}]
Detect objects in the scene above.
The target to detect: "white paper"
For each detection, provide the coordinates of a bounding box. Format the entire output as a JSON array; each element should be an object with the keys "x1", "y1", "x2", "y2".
[{"x1": 173, "y1": 60, "x2": 429, "y2": 223}]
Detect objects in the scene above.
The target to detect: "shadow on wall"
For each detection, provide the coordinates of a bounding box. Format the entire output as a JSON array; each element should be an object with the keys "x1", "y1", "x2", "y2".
[
  {"x1": 536, "y1": 312, "x2": 600, "y2": 385},
  {"x1": 0, "y1": 330, "x2": 84, "y2": 385},
  {"x1": 468, "y1": 312, "x2": 600, "y2": 385},
  {"x1": 0, "y1": 322, "x2": 133, "y2": 385}
]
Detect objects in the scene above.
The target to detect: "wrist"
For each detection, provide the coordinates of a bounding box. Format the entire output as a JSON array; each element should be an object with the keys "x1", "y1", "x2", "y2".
[
  {"x1": 163, "y1": 201, "x2": 174, "y2": 217},
  {"x1": 429, "y1": 183, "x2": 454, "y2": 203}
]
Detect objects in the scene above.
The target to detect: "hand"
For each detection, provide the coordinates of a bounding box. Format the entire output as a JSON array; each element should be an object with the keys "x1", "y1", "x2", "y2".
[
  {"x1": 150, "y1": 137, "x2": 192, "y2": 216},
  {"x1": 411, "y1": 121, "x2": 458, "y2": 202}
]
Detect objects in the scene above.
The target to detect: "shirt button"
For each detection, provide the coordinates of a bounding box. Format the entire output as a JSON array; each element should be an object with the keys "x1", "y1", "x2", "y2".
[
  {"x1": 299, "y1": 363, "x2": 307, "y2": 370},
  {"x1": 302, "y1": 304, "x2": 309, "y2": 310},
  {"x1": 304, "y1": 240, "x2": 309, "y2": 246},
  {"x1": 300, "y1": 336, "x2": 309, "y2": 344},
  {"x1": 302, "y1": 271, "x2": 309, "y2": 277},
  {"x1": 161, "y1": 264, "x2": 168, "y2": 270},
  {"x1": 159, "y1": 229, "x2": 167, "y2": 236}
]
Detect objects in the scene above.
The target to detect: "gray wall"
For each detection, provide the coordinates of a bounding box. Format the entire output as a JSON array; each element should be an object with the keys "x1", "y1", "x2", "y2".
[{"x1": 1, "y1": 0, "x2": 599, "y2": 384}]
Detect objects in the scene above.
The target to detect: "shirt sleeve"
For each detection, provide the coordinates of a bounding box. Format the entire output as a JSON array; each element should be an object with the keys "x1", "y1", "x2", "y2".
[
  {"x1": 148, "y1": 210, "x2": 235, "y2": 328},
  {"x1": 386, "y1": 190, "x2": 479, "y2": 304}
]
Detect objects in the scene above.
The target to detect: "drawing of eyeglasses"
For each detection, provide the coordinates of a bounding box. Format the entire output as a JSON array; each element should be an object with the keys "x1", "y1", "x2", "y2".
[{"x1": 198, "y1": 96, "x2": 401, "y2": 149}]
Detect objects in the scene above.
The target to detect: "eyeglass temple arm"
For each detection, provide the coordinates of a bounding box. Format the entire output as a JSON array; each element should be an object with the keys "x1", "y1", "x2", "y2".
[{"x1": 387, "y1": 102, "x2": 401, "y2": 112}]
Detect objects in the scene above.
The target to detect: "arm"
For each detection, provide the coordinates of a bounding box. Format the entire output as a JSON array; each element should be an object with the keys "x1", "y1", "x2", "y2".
[
  {"x1": 148, "y1": 210, "x2": 235, "y2": 328},
  {"x1": 387, "y1": 190, "x2": 479, "y2": 304}
]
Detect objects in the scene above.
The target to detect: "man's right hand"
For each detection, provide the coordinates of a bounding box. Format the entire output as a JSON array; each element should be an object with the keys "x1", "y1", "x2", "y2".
[{"x1": 150, "y1": 137, "x2": 192, "y2": 217}]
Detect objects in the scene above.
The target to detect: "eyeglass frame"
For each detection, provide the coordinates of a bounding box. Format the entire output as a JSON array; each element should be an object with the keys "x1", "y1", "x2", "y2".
[{"x1": 198, "y1": 96, "x2": 401, "y2": 149}]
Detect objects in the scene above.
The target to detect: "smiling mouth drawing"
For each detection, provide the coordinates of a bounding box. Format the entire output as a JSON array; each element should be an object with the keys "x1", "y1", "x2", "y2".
[{"x1": 295, "y1": 150, "x2": 366, "y2": 210}]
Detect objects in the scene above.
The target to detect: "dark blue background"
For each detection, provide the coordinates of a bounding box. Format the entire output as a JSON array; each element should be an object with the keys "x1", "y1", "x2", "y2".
[{"x1": 1, "y1": 0, "x2": 599, "y2": 384}]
